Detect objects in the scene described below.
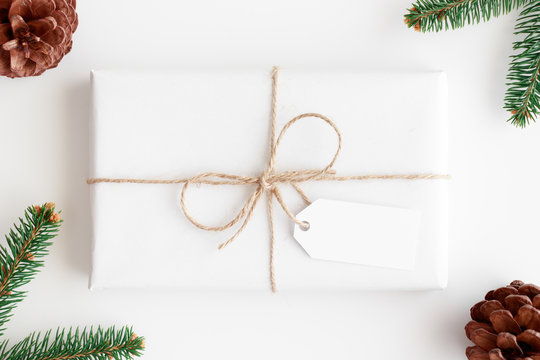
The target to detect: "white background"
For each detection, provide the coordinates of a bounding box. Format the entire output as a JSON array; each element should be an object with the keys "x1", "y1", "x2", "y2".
[{"x1": 0, "y1": 1, "x2": 538, "y2": 359}]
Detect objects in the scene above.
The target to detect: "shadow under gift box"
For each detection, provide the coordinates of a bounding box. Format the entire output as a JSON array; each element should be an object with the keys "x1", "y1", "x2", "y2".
[{"x1": 89, "y1": 69, "x2": 448, "y2": 291}]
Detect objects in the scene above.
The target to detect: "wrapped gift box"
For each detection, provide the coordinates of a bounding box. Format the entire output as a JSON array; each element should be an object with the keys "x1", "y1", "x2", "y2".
[{"x1": 89, "y1": 69, "x2": 448, "y2": 291}]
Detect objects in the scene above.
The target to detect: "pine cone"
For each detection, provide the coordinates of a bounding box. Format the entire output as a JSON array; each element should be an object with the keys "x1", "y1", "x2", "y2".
[
  {"x1": 466, "y1": 280, "x2": 540, "y2": 360},
  {"x1": 0, "y1": 0, "x2": 77, "y2": 78}
]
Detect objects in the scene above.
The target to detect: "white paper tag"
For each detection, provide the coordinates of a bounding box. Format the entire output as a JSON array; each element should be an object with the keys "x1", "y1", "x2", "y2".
[{"x1": 293, "y1": 199, "x2": 420, "y2": 270}]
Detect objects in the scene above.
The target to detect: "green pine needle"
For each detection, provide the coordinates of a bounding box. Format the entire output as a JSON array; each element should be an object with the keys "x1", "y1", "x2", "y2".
[
  {"x1": 505, "y1": 0, "x2": 540, "y2": 127},
  {"x1": 404, "y1": 0, "x2": 527, "y2": 32},
  {"x1": 404, "y1": 0, "x2": 540, "y2": 127},
  {"x1": 0, "y1": 204, "x2": 61, "y2": 335},
  {"x1": 0, "y1": 204, "x2": 145, "y2": 360},
  {"x1": 1, "y1": 326, "x2": 145, "y2": 360}
]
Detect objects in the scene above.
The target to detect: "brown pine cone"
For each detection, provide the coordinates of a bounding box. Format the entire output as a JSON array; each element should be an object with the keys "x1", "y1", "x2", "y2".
[
  {"x1": 0, "y1": 0, "x2": 77, "y2": 78},
  {"x1": 466, "y1": 280, "x2": 540, "y2": 360}
]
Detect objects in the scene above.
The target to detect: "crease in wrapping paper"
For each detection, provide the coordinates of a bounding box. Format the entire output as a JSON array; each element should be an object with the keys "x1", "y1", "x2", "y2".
[{"x1": 89, "y1": 69, "x2": 449, "y2": 291}]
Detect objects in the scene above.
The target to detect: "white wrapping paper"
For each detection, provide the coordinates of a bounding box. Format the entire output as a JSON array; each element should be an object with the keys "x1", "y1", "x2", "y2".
[{"x1": 89, "y1": 69, "x2": 448, "y2": 291}]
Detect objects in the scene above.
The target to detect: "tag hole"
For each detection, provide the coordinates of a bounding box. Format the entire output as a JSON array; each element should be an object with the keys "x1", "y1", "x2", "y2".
[{"x1": 300, "y1": 221, "x2": 310, "y2": 231}]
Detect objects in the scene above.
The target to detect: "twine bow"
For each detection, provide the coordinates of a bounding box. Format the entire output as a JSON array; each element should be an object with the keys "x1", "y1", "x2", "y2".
[{"x1": 88, "y1": 67, "x2": 450, "y2": 292}]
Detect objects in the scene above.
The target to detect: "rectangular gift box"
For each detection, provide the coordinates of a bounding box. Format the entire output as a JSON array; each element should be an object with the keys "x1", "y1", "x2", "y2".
[{"x1": 89, "y1": 69, "x2": 448, "y2": 291}]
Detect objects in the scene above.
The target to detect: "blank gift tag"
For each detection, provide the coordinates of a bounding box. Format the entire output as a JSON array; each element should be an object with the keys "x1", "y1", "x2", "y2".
[{"x1": 293, "y1": 199, "x2": 421, "y2": 270}]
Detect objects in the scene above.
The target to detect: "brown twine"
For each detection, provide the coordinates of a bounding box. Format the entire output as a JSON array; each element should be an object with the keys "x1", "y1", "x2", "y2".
[{"x1": 87, "y1": 66, "x2": 450, "y2": 292}]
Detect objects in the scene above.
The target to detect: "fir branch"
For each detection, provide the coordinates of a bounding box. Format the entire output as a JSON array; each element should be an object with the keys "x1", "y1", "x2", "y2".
[
  {"x1": 0, "y1": 204, "x2": 61, "y2": 336},
  {"x1": 0, "y1": 205, "x2": 144, "y2": 360},
  {"x1": 404, "y1": 0, "x2": 528, "y2": 32},
  {"x1": 505, "y1": 0, "x2": 540, "y2": 127},
  {"x1": 0, "y1": 326, "x2": 145, "y2": 360}
]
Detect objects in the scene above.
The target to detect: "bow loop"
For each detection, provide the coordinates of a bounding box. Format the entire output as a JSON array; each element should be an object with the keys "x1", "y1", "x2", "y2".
[
  {"x1": 180, "y1": 172, "x2": 262, "y2": 235},
  {"x1": 272, "y1": 112, "x2": 343, "y2": 183}
]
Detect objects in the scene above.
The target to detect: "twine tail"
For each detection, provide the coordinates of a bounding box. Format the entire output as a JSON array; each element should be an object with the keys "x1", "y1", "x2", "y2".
[
  {"x1": 218, "y1": 187, "x2": 265, "y2": 250},
  {"x1": 291, "y1": 182, "x2": 312, "y2": 205},
  {"x1": 267, "y1": 190, "x2": 277, "y2": 293},
  {"x1": 272, "y1": 187, "x2": 307, "y2": 228}
]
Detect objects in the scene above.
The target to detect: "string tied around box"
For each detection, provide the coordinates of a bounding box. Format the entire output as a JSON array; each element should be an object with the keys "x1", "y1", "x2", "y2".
[{"x1": 87, "y1": 67, "x2": 450, "y2": 293}]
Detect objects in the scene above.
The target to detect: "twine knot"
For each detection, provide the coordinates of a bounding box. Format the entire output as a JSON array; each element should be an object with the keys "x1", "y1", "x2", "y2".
[{"x1": 259, "y1": 171, "x2": 275, "y2": 191}]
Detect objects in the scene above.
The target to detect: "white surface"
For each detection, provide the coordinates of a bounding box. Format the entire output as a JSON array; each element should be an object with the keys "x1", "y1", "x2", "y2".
[
  {"x1": 90, "y1": 70, "x2": 447, "y2": 290},
  {"x1": 294, "y1": 199, "x2": 421, "y2": 270},
  {"x1": 0, "y1": 0, "x2": 537, "y2": 359}
]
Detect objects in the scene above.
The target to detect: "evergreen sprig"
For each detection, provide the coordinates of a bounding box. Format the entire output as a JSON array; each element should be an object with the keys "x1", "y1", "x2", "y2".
[
  {"x1": 1, "y1": 326, "x2": 144, "y2": 360},
  {"x1": 0, "y1": 204, "x2": 145, "y2": 360},
  {"x1": 404, "y1": 0, "x2": 527, "y2": 31},
  {"x1": 505, "y1": 0, "x2": 540, "y2": 127},
  {"x1": 404, "y1": 0, "x2": 540, "y2": 127},
  {"x1": 0, "y1": 204, "x2": 61, "y2": 336}
]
